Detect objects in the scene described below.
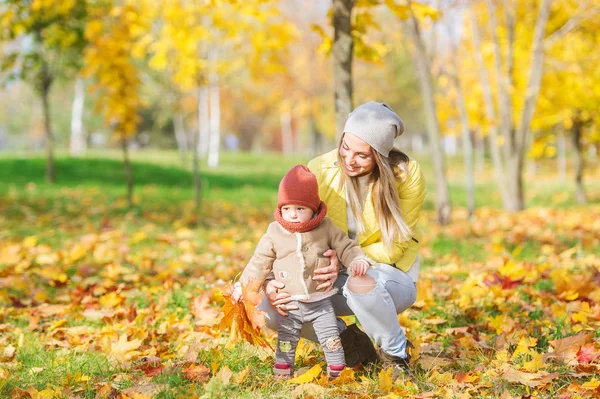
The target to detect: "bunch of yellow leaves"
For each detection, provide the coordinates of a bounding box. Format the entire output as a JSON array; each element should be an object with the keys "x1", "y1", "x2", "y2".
[{"x1": 216, "y1": 280, "x2": 273, "y2": 350}]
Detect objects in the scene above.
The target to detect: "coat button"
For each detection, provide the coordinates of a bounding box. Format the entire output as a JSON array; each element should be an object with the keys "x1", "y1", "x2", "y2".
[
  {"x1": 303, "y1": 246, "x2": 309, "y2": 252},
  {"x1": 303, "y1": 272, "x2": 310, "y2": 279}
]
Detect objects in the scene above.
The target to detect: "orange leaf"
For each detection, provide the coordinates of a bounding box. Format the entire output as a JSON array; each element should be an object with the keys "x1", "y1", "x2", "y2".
[
  {"x1": 136, "y1": 356, "x2": 164, "y2": 377},
  {"x1": 182, "y1": 364, "x2": 211, "y2": 383},
  {"x1": 215, "y1": 280, "x2": 272, "y2": 349}
]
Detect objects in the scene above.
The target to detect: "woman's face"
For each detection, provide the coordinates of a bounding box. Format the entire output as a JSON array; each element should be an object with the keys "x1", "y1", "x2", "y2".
[{"x1": 338, "y1": 133, "x2": 376, "y2": 177}]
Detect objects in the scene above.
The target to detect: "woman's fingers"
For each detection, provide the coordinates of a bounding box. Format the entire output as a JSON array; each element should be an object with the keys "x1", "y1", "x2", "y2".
[{"x1": 312, "y1": 264, "x2": 337, "y2": 279}]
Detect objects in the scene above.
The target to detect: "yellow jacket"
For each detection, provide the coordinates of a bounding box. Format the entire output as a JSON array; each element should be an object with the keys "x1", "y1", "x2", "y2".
[{"x1": 307, "y1": 150, "x2": 426, "y2": 272}]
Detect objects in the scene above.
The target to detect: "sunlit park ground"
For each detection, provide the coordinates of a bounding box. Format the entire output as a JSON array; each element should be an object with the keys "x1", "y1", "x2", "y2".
[{"x1": 1, "y1": 150, "x2": 600, "y2": 398}]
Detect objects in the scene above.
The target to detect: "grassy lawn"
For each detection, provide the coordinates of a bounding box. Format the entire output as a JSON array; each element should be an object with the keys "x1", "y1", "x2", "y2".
[{"x1": 1, "y1": 150, "x2": 599, "y2": 398}]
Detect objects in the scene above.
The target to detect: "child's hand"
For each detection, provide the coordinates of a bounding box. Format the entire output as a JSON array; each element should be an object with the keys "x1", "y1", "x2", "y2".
[
  {"x1": 231, "y1": 283, "x2": 243, "y2": 303},
  {"x1": 349, "y1": 261, "x2": 369, "y2": 276}
]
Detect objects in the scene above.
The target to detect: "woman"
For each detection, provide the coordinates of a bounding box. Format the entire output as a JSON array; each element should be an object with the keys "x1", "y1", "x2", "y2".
[{"x1": 261, "y1": 101, "x2": 426, "y2": 374}]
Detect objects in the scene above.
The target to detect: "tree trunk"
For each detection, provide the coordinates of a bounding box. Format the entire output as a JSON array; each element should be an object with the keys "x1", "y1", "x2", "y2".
[
  {"x1": 571, "y1": 119, "x2": 587, "y2": 204},
  {"x1": 455, "y1": 79, "x2": 475, "y2": 216},
  {"x1": 121, "y1": 137, "x2": 133, "y2": 208},
  {"x1": 311, "y1": 119, "x2": 322, "y2": 156},
  {"x1": 486, "y1": 0, "x2": 552, "y2": 212},
  {"x1": 173, "y1": 111, "x2": 188, "y2": 167},
  {"x1": 192, "y1": 107, "x2": 202, "y2": 213},
  {"x1": 197, "y1": 85, "x2": 210, "y2": 157},
  {"x1": 506, "y1": 0, "x2": 552, "y2": 211},
  {"x1": 40, "y1": 59, "x2": 55, "y2": 184},
  {"x1": 333, "y1": 0, "x2": 354, "y2": 138},
  {"x1": 207, "y1": 69, "x2": 220, "y2": 168},
  {"x1": 447, "y1": 20, "x2": 474, "y2": 216},
  {"x1": 70, "y1": 77, "x2": 86, "y2": 157},
  {"x1": 406, "y1": 9, "x2": 451, "y2": 225},
  {"x1": 280, "y1": 110, "x2": 293, "y2": 154},
  {"x1": 475, "y1": 133, "x2": 485, "y2": 178},
  {"x1": 557, "y1": 128, "x2": 566, "y2": 183}
]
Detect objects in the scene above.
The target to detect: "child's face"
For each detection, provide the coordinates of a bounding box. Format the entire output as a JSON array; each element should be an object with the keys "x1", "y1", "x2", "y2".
[{"x1": 281, "y1": 204, "x2": 314, "y2": 223}]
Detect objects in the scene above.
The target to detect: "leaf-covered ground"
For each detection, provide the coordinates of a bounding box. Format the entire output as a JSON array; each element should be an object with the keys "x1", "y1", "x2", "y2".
[{"x1": 1, "y1": 155, "x2": 600, "y2": 398}]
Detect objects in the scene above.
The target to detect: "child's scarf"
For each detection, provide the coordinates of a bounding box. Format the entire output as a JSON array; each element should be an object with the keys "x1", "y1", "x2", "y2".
[{"x1": 274, "y1": 202, "x2": 328, "y2": 233}]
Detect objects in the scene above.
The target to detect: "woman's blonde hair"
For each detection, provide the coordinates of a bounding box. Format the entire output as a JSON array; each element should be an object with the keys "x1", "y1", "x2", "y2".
[{"x1": 337, "y1": 135, "x2": 412, "y2": 250}]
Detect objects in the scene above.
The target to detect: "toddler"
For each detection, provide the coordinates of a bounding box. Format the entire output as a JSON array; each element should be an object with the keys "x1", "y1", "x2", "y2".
[{"x1": 233, "y1": 165, "x2": 373, "y2": 379}]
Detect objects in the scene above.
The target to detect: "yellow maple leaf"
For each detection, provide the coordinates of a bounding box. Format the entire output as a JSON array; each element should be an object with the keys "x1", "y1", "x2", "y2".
[
  {"x1": 110, "y1": 334, "x2": 142, "y2": 362},
  {"x1": 582, "y1": 378, "x2": 600, "y2": 390},
  {"x1": 378, "y1": 367, "x2": 393, "y2": 393},
  {"x1": 288, "y1": 364, "x2": 322, "y2": 384}
]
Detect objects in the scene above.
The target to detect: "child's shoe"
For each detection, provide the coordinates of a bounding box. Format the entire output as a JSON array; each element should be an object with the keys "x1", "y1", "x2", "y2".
[
  {"x1": 327, "y1": 364, "x2": 346, "y2": 380},
  {"x1": 273, "y1": 363, "x2": 293, "y2": 379}
]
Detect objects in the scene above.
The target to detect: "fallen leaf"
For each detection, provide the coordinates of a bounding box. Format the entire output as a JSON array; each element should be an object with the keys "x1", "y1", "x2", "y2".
[
  {"x1": 288, "y1": 364, "x2": 322, "y2": 384},
  {"x1": 544, "y1": 332, "x2": 593, "y2": 363},
  {"x1": 183, "y1": 364, "x2": 211, "y2": 383},
  {"x1": 136, "y1": 356, "x2": 164, "y2": 377},
  {"x1": 292, "y1": 383, "x2": 326, "y2": 398},
  {"x1": 378, "y1": 367, "x2": 393, "y2": 393},
  {"x1": 235, "y1": 366, "x2": 250, "y2": 385},
  {"x1": 501, "y1": 368, "x2": 551, "y2": 387}
]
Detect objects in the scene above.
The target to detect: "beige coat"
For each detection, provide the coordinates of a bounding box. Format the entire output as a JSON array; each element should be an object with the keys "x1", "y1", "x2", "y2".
[{"x1": 239, "y1": 217, "x2": 371, "y2": 301}]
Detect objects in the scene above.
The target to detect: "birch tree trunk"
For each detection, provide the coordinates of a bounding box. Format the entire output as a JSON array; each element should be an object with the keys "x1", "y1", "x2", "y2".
[
  {"x1": 447, "y1": 22, "x2": 474, "y2": 216},
  {"x1": 406, "y1": 9, "x2": 451, "y2": 225},
  {"x1": 508, "y1": 0, "x2": 552, "y2": 211},
  {"x1": 173, "y1": 111, "x2": 188, "y2": 167},
  {"x1": 469, "y1": 7, "x2": 510, "y2": 207},
  {"x1": 197, "y1": 86, "x2": 210, "y2": 157},
  {"x1": 486, "y1": 0, "x2": 552, "y2": 211},
  {"x1": 455, "y1": 77, "x2": 475, "y2": 216},
  {"x1": 571, "y1": 119, "x2": 587, "y2": 204},
  {"x1": 333, "y1": 0, "x2": 354, "y2": 138},
  {"x1": 70, "y1": 77, "x2": 86, "y2": 157},
  {"x1": 207, "y1": 69, "x2": 220, "y2": 168}
]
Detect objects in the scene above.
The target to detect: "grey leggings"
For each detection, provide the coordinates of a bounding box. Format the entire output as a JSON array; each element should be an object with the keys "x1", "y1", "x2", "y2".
[{"x1": 276, "y1": 298, "x2": 344, "y2": 367}]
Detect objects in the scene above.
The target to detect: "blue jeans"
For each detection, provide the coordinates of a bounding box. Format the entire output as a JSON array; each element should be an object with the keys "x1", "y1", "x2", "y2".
[{"x1": 259, "y1": 259, "x2": 418, "y2": 358}]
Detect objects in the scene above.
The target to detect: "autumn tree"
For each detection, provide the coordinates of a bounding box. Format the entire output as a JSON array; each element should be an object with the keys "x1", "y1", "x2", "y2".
[
  {"x1": 83, "y1": 1, "x2": 153, "y2": 207},
  {"x1": 148, "y1": 0, "x2": 295, "y2": 212},
  {"x1": 534, "y1": 1, "x2": 600, "y2": 204},
  {"x1": 0, "y1": 0, "x2": 89, "y2": 183}
]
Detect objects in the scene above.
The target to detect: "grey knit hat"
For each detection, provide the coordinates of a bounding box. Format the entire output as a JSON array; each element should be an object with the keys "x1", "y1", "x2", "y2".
[{"x1": 343, "y1": 101, "x2": 405, "y2": 157}]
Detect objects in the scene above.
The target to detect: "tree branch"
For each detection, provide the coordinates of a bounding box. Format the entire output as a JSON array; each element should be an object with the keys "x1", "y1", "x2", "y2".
[{"x1": 544, "y1": 4, "x2": 600, "y2": 47}]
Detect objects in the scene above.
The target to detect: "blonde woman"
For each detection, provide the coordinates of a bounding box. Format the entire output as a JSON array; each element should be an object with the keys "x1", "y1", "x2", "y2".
[{"x1": 261, "y1": 101, "x2": 426, "y2": 374}]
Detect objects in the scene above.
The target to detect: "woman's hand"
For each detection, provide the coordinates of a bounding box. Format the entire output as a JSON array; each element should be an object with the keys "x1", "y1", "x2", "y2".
[
  {"x1": 313, "y1": 249, "x2": 341, "y2": 291},
  {"x1": 265, "y1": 279, "x2": 298, "y2": 316}
]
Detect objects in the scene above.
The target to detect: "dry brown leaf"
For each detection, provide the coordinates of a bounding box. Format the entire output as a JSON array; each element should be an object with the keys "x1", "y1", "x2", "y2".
[
  {"x1": 501, "y1": 367, "x2": 553, "y2": 387},
  {"x1": 191, "y1": 292, "x2": 220, "y2": 326},
  {"x1": 544, "y1": 332, "x2": 593, "y2": 363},
  {"x1": 136, "y1": 356, "x2": 164, "y2": 377},
  {"x1": 182, "y1": 364, "x2": 211, "y2": 383}
]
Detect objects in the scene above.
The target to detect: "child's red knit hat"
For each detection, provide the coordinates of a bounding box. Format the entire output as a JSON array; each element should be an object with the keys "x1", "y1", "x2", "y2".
[{"x1": 278, "y1": 165, "x2": 321, "y2": 212}]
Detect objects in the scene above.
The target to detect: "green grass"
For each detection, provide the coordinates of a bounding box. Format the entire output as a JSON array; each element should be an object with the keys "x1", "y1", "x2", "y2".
[{"x1": 1, "y1": 150, "x2": 599, "y2": 398}]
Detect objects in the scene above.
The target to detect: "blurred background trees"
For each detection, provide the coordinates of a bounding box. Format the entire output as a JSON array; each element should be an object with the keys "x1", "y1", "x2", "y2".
[{"x1": 1, "y1": 0, "x2": 599, "y2": 219}]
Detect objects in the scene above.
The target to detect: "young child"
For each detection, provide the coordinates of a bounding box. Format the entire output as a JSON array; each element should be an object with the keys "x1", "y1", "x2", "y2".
[{"x1": 232, "y1": 165, "x2": 373, "y2": 379}]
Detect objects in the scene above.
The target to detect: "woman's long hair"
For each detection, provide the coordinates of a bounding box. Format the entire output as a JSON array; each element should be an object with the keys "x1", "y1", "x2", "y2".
[{"x1": 337, "y1": 136, "x2": 412, "y2": 250}]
